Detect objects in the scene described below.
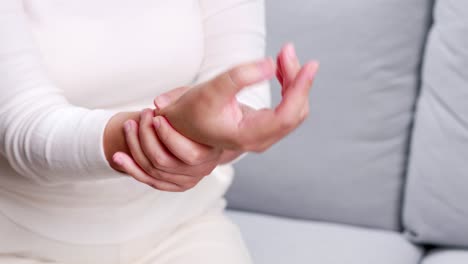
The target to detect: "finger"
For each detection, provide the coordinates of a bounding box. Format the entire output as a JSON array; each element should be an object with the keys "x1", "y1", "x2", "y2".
[
  {"x1": 237, "y1": 108, "x2": 283, "y2": 151},
  {"x1": 112, "y1": 152, "x2": 184, "y2": 192},
  {"x1": 139, "y1": 110, "x2": 218, "y2": 178},
  {"x1": 124, "y1": 119, "x2": 159, "y2": 176},
  {"x1": 120, "y1": 120, "x2": 206, "y2": 189},
  {"x1": 154, "y1": 86, "x2": 190, "y2": 110},
  {"x1": 276, "y1": 61, "x2": 319, "y2": 121},
  {"x1": 276, "y1": 53, "x2": 285, "y2": 89},
  {"x1": 153, "y1": 116, "x2": 221, "y2": 166},
  {"x1": 156, "y1": 170, "x2": 201, "y2": 190},
  {"x1": 205, "y1": 57, "x2": 276, "y2": 108},
  {"x1": 279, "y1": 43, "x2": 301, "y2": 88},
  {"x1": 236, "y1": 61, "x2": 319, "y2": 151},
  {"x1": 138, "y1": 109, "x2": 185, "y2": 170},
  {"x1": 124, "y1": 117, "x2": 194, "y2": 183}
]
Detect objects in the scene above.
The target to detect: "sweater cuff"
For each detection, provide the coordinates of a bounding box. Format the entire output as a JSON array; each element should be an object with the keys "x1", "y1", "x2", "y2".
[{"x1": 80, "y1": 109, "x2": 121, "y2": 177}]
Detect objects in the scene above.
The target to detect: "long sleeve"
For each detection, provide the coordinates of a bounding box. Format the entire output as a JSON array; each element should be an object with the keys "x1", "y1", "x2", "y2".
[
  {"x1": 0, "y1": 1, "x2": 119, "y2": 185},
  {"x1": 197, "y1": 0, "x2": 271, "y2": 110}
]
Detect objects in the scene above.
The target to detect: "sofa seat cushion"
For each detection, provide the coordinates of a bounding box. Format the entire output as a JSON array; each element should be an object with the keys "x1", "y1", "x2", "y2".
[
  {"x1": 422, "y1": 250, "x2": 468, "y2": 264},
  {"x1": 227, "y1": 210, "x2": 422, "y2": 264}
]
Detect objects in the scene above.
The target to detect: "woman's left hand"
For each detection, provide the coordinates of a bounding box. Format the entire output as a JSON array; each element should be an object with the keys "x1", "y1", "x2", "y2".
[{"x1": 155, "y1": 44, "x2": 318, "y2": 153}]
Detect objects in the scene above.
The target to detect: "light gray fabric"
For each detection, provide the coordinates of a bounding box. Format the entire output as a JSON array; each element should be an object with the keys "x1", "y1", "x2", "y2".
[
  {"x1": 422, "y1": 250, "x2": 468, "y2": 264},
  {"x1": 226, "y1": 210, "x2": 423, "y2": 264},
  {"x1": 403, "y1": 0, "x2": 468, "y2": 247},
  {"x1": 227, "y1": 0, "x2": 433, "y2": 230}
]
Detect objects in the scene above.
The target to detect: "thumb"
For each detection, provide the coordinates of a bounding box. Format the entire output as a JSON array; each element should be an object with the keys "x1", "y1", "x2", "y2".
[
  {"x1": 205, "y1": 58, "x2": 275, "y2": 107},
  {"x1": 154, "y1": 86, "x2": 190, "y2": 110}
]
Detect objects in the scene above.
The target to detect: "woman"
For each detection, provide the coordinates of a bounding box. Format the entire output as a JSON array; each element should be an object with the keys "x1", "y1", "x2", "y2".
[{"x1": 0, "y1": 0, "x2": 318, "y2": 263}]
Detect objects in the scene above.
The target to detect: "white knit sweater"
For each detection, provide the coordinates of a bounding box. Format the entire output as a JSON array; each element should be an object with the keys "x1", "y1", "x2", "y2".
[{"x1": 0, "y1": 0, "x2": 270, "y2": 244}]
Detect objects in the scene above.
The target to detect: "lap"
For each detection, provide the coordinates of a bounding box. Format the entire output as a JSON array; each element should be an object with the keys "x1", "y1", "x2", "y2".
[
  {"x1": 134, "y1": 210, "x2": 252, "y2": 264},
  {"x1": 0, "y1": 203, "x2": 252, "y2": 264}
]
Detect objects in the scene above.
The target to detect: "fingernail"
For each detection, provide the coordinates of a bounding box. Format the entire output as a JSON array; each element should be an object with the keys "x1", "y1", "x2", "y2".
[
  {"x1": 153, "y1": 117, "x2": 161, "y2": 129},
  {"x1": 124, "y1": 121, "x2": 132, "y2": 133},
  {"x1": 307, "y1": 61, "x2": 320, "y2": 81},
  {"x1": 113, "y1": 154, "x2": 124, "y2": 166},
  {"x1": 285, "y1": 43, "x2": 296, "y2": 59},
  {"x1": 155, "y1": 95, "x2": 170, "y2": 109}
]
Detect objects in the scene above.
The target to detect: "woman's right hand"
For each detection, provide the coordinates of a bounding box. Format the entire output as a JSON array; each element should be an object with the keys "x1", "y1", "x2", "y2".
[
  {"x1": 104, "y1": 90, "x2": 244, "y2": 192},
  {"x1": 114, "y1": 108, "x2": 222, "y2": 192}
]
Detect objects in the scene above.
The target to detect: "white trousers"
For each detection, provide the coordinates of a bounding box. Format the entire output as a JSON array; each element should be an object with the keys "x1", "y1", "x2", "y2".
[{"x1": 0, "y1": 202, "x2": 252, "y2": 264}]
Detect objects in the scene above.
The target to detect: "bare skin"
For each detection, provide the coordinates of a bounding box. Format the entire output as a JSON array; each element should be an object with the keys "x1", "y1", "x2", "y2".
[{"x1": 104, "y1": 43, "x2": 319, "y2": 192}]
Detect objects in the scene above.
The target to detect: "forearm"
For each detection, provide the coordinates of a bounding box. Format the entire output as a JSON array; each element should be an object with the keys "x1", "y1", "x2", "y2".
[
  {"x1": 1, "y1": 2, "x2": 125, "y2": 184},
  {"x1": 0, "y1": 99, "x2": 120, "y2": 184}
]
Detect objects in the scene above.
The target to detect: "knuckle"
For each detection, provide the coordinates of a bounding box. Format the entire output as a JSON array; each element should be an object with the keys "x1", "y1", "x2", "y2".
[
  {"x1": 151, "y1": 153, "x2": 169, "y2": 168},
  {"x1": 280, "y1": 116, "x2": 297, "y2": 130},
  {"x1": 148, "y1": 181, "x2": 181, "y2": 193},
  {"x1": 226, "y1": 136, "x2": 247, "y2": 151},
  {"x1": 148, "y1": 182, "x2": 161, "y2": 190},
  {"x1": 300, "y1": 105, "x2": 310, "y2": 122},
  {"x1": 155, "y1": 171, "x2": 171, "y2": 181},
  {"x1": 195, "y1": 169, "x2": 210, "y2": 178},
  {"x1": 185, "y1": 149, "x2": 208, "y2": 166},
  {"x1": 202, "y1": 163, "x2": 217, "y2": 176},
  {"x1": 131, "y1": 174, "x2": 146, "y2": 184},
  {"x1": 255, "y1": 143, "x2": 270, "y2": 153},
  {"x1": 147, "y1": 167, "x2": 161, "y2": 178},
  {"x1": 185, "y1": 151, "x2": 200, "y2": 166}
]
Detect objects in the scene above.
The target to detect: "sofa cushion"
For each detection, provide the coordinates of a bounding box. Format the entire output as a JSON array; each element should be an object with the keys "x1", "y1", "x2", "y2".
[
  {"x1": 227, "y1": 210, "x2": 422, "y2": 264},
  {"x1": 227, "y1": 0, "x2": 433, "y2": 230},
  {"x1": 422, "y1": 250, "x2": 468, "y2": 264},
  {"x1": 403, "y1": 0, "x2": 468, "y2": 247}
]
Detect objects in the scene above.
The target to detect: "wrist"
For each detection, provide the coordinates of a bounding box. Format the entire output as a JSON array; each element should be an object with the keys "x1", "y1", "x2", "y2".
[{"x1": 219, "y1": 149, "x2": 245, "y2": 165}]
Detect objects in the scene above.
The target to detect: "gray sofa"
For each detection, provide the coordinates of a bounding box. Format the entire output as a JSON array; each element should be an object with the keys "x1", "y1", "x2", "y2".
[{"x1": 225, "y1": 0, "x2": 468, "y2": 263}]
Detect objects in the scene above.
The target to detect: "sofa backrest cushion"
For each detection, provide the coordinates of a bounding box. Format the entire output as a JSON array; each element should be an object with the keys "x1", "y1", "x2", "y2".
[
  {"x1": 227, "y1": 0, "x2": 432, "y2": 231},
  {"x1": 403, "y1": 0, "x2": 468, "y2": 247}
]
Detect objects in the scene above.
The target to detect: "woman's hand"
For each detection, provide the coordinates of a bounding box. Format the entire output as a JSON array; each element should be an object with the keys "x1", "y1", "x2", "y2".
[
  {"x1": 103, "y1": 43, "x2": 317, "y2": 191},
  {"x1": 103, "y1": 90, "x2": 241, "y2": 192},
  {"x1": 155, "y1": 43, "x2": 319, "y2": 152},
  {"x1": 111, "y1": 108, "x2": 223, "y2": 192}
]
